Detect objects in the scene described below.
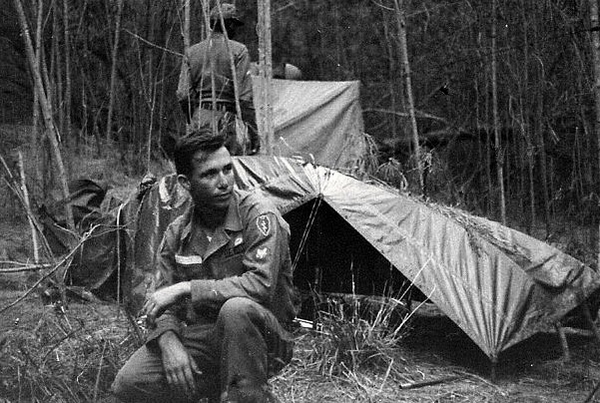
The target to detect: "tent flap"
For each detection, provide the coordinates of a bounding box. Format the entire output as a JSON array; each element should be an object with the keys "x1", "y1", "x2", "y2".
[
  {"x1": 230, "y1": 157, "x2": 600, "y2": 359},
  {"x1": 252, "y1": 78, "x2": 367, "y2": 171}
]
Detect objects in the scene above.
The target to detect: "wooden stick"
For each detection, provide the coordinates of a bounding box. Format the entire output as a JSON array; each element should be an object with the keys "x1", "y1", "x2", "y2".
[
  {"x1": 393, "y1": 0, "x2": 423, "y2": 193},
  {"x1": 555, "y1": 323, "x2": 571, "y2": 361},
  {"x1": 490, "y1": 358, "x2": 497, "y2": 383},
  {"x1": 0, "y1": 264, "x2": 52, "y2": 273},
  {"x1": 13, "y1": 0, "x2": 75, "y2": 231},
  {"x1": 1, "y1": 155, "x2": 55, "y2": 260},
  {"x1": 0, "y1": 225, "x2": 97, "y2": 315},
  {"x1": 92, "y1": 340, "x2": 108, "y2": 403},
  {"x1": 18, "y1": 151, "x2": 39, "y2": 263},
  {"x1": 400, "y1": 375, "x2": 463, "y2": 390},
  {"x1": 584, "y1": 380, "x2": 600, "y2": 403},
  {"x1": 105, "y1": 0, "x2": 124, "y2": 145},
  {"x1": 257, "y1": 0, "x2": 274, "y2": 154},
  {"x1": 561, "y1": 327, "x2": 595, "y2": 337}
]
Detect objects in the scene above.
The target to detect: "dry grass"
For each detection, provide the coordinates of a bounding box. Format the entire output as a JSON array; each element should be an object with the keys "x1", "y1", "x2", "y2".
[
  {"x1": 1, "y1": 285, "x2": 600, "y2": 402},
  {"x1": 2, "y1": 165, "x2": 600, "y2": 402},
  {"x1": 0, "y1": 288, "x2": 141, "y2": 402},
  {"x1": 270, "y1": 301, "x2": 600, "y2": 403}
]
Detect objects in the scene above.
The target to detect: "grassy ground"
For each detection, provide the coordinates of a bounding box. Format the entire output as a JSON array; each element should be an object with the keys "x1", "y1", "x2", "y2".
[
  {"x1": 1, "y1": 209, "x2": 600, "y2": 402},
  {"x1": 1, "y1": 272, "x2": 600, "y2": 402}
]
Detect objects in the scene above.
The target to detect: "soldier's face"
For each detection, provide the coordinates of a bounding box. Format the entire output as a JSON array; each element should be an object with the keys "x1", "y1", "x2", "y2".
[{"x1": 181, "y1": 146, "x2": 234, "y2": 212}]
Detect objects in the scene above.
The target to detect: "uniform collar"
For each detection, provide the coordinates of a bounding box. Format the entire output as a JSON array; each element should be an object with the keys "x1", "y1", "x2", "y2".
[
  {"x1": 181, "y1": 189, "x2": 243, "y2": 242},
  {"x1": 222, "y1": 190, "x2": 243, "y2": 232}
]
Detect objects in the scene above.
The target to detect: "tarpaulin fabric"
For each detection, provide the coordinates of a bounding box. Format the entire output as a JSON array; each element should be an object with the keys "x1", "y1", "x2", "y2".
[
  {"x1": 232, "y1": 157, "x2": 600, "y2": 360},
  {"x1": 66, "y1": 156, "x2": 600, "y2": 360},
  {"x1": 40, "y1": 178, "x2": 139, "y2": 293},
  {"x1": 252, "y1": 78, "x2": 368, "y2": 172},
  {"x1": 125, "y1": 174, "x2": 191, "y2": 313}
]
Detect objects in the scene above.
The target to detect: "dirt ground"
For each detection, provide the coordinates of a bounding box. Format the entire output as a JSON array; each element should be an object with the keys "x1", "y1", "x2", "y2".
[{"x1": 2, "y1": 217, "x2": 600, "y2": 402}]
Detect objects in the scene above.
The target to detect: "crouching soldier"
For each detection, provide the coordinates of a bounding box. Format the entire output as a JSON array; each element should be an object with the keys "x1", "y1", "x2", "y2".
[{"x1": 111, "y1": 128, "x2": 297, "y2": 402}]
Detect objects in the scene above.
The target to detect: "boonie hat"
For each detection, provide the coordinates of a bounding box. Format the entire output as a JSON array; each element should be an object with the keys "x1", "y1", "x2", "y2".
[{"x1": 209, "y1": 3, "x2": 244, "y2": 25}]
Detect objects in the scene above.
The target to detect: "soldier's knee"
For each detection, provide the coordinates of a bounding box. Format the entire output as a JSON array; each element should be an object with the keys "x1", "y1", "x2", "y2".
[
  {"x1": 111, "y1": 366, "x2": 134, "y2": 399},
  {"x1": 218, "y1": 297, "x2": 259, "y2": 326}
]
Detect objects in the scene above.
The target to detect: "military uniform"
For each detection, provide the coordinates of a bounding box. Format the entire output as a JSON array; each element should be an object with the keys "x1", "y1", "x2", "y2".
[
  {"x1": 112, "y1": 189, "x2": 297, "y2": 402},
  {"x1": 176, "y1": 32, "x2": 258, "y2": 155}
]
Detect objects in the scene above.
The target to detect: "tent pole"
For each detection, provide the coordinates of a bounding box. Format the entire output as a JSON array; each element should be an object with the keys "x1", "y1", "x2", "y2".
[
  {"x1": 490, "y1": 357, "x2": 497, "y2": 383},
  {"x1": 555, "y1": 322, "x2": 571, "y2": 361}
]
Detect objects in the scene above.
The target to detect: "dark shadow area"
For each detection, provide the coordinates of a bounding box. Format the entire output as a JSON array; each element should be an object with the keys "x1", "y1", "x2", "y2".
[
  {"x1": 283, "y1": 199, "x2": 414, "y2": 320},
  {"x1": 403, "y1": 309, "x2": 599, "y2": 381}
]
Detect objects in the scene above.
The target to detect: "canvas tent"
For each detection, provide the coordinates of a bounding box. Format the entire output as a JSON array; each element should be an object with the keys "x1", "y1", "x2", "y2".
[
  {"x1": 100, "y1": 155, "x2": 600, "y2": 362},
  {"x1": 251, "y1": 78, "x2": 368, "y2": 171}
]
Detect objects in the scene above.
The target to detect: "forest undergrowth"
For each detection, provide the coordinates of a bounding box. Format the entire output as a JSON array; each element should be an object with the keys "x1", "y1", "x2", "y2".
[{"x1": 2, "y1": 127, "x2": 600, "y2": 402}]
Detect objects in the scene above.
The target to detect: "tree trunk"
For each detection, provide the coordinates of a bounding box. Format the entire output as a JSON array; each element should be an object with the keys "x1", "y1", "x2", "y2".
[
  {"x1": 33, "y1": 0, "x2": 43, "y2": 196},
  {"x1": 52, "y1": 0, "x2": 64, "y2": 136},
  {"x1": 257, "y1": 0, "x2": 274, "y2": 154},
  {"x1": 491, "y1": 0, "x2": 507, "y2": 225},
  {"x1": 382, "y1": 13, "x2": 398, "y2": 139},
  {"x1": 589, "y1": 0, "x2": 600, "y2": 268},
  {"x1": 13, "y1": 0, "x2": 74, "y2": 231},
  {"x1": 394, "y1": 0, "x2": 423, "y2": 194},
  {"x1": 183, "y1": 0, "x2": 190, "y2": 49},
  {"x1": 63, "y1": 0, "x2": 72, "y2": 144},
  {"x1": 106, "y1": 0, "x2": 124, "y2": 145},
  {"x1": 18, "y1": 151, "x2": 39, "y2": 264},
  {"x1": 144, "y1": 1, "x2": 156, "y2": 170},
  {"x1": 533, "y1": 3, "x2": 551, "y2": 237}
]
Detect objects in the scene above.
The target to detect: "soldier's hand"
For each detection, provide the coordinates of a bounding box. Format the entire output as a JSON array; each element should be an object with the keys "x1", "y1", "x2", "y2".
[
  {"x1": 143, "y1": 282, "x2": 189, "y2": 326},
  {"x1": 159, "y1": 331, "x2": 201, "y2": 400}
]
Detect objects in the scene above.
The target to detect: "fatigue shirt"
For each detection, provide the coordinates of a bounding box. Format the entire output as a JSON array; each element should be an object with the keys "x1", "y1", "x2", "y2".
[
  {"x1": 147, "y1": 189, "x2": 297, "y2": 345},
  {"x1": 176, "y1": 32, "x2": 253, "y2": 106}
]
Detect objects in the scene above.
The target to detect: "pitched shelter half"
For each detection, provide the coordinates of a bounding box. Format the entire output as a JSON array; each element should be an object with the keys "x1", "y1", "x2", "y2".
[{"x1": 120, "y1": 156, "x2": 600, "y2": 361}]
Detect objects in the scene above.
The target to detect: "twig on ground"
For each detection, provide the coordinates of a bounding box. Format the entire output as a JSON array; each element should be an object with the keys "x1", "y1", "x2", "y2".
[
  {"x1": 0, "y1": 263, "x2": 53, "y2": 273},
  {"x1": 40, "y1": 325, "x2": 84, "y2": 363},
  {"x1": 378, "y1": 358, "x2": 394, "y2": 394},
  {"x1": 0, "y1": 225, "x2": 98, "y2": 315},
  {"x1": 1, "y1": 154, "x2": 56, "y2": 259},
  {"x1": 92, "y1": 340, "x2": 108, "y2": 403},
  {"x1": 399, "y1": 375, "x2": 463, "y2": 389},
  {"x1": 584, "y1": 379, "x2": 600, "y2": 403}
]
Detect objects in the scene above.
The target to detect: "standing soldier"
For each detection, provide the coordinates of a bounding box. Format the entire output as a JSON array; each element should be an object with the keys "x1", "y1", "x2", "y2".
[{"x1": 177, "y1": 3, "x2": 260, "y2": 155}]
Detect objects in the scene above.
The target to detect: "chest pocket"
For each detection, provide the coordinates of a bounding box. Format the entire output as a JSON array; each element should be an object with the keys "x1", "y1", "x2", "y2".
[{"x1": 175, "y1": 254, "x2": 205, "y2": 279}]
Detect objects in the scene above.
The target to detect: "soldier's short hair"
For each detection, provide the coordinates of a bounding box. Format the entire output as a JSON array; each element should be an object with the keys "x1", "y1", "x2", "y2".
[{"x1": 173, "y1": 127, "x2": 227, "y2": 176}]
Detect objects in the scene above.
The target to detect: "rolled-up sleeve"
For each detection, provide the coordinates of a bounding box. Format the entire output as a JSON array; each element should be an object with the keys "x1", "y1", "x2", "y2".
[{"x1": 190, "y1": 212, "x2": 287, "y2": 308}]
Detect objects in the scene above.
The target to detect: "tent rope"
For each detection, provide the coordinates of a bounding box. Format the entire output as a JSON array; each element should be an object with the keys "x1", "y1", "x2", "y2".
[{"x1": 291, "y1": 195, "x2": 323, "y2": 273}]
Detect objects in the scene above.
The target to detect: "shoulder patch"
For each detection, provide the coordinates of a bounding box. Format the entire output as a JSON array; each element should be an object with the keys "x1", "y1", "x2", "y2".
[
  {"x1": 256, "y1": 247, "x2": 268, "y2": 259},
  {"x1": 256, "y1": 214, "x2": 271, "y2": 237}
]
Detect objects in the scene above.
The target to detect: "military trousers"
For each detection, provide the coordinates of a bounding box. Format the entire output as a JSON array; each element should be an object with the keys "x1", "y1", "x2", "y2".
[{"x1": 111, "y1": 297, "x2": 294, "y2": 403}]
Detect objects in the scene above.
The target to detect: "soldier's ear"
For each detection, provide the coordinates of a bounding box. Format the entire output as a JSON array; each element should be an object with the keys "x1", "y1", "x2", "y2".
[{"x1": 178, "y1": 174, "x2": 191, "y2": 191}]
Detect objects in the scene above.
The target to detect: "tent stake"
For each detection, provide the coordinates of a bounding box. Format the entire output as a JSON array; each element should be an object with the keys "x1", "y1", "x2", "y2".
[{"x1": 555, "y1": 322, "x2": 571, "y2": 361}]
